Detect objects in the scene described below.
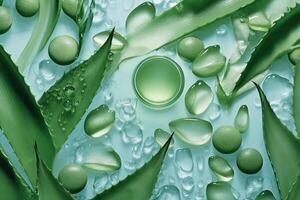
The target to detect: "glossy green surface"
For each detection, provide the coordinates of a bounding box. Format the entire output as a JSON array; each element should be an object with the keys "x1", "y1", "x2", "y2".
[
  {"x1": 289, "y1": 46, "x2": 300, "y2": 65},
  {"x1": 192, "y1": 45, "x2": 226, "y2": 77},
  {"x1": 154, "y1": 128, "x2": 174, "y2": 147},
  {"x1": 133, "y1": 56, "x2": 184, "y2": 108},
  {"x1": 256, "y1": 190, "x2": 276, "y2": 200},
  {"x1": 58, "y1": 164, "x2": 87, "y2": 194},
  {"x1": 208, "y1": 156, "x2": 234, "y2": 182},
  {"x1": 93, "y1": 31, "x2": 127, "y2": 51},
  {"x1": 212, "y1": 126, "x2": 242, "y2": 154},
  {"x1": 0, "y1": 6, "x2": 12, "y2": 34},
  {"x1": 16, "y1": 0, "x2": 39, "y2": 17},
  {"x1": 177, "y1": 37, "x2": 205, "y2": 61},
  {"x1": 237, "y1": 148, "x2": 263, "y2": 174},
  {"x1": 62, "y1": 0, "x2": 78, "y2": 19},
  {"x1": 248, "y1": 12, "x2": 271, "y2": 32},
  {"x1": 84, "y1": 105, "x2": 115, "y2": 138},
  {"x1": 234, "y1": 105, "x2": 249, "y2": 133},
  {"x1": 185, "y1": 80, "x2": 213, "y2": 115},
  {"x1": 206, "y1": 181, "x2": 236, "y2": 200},
  {"x1": 48, "y1": 35, "x2": 79, "y2": 65}
]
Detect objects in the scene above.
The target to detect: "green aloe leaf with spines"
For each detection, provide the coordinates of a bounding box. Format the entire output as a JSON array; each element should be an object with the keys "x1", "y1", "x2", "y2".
[
  {"x1": 38, "y1": 30, "x2": 114, "y2": 151},
  {"x1": 17, "y1": 0, "x2": 61, "y2": 74},
  {"x1": 293, "y1": 63, "x2": 300, "y2": 136},
  {"x1": 0, "y1": 45, "x2": 55, "y2": 186},
  {"x1": 93, "y1": 135, "x2": 173, "y2": 200},
  {"x1": 0, "y1": 149, "x2": 37, "y2": 200},
  {"x1": 255, "y1": 83, "x2": 300, "y2": 199}
]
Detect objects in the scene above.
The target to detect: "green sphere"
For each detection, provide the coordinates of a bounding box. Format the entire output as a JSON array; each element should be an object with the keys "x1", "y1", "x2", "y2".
[
  {"x1": 288, "y1": 48, "x2": 300, "y2": 65},
  {"x1": 212, "y1": 126, "x2": 242, "y2": 154},
  {"x1": 58, "y1": 164, "x2": 87, "y2": 193},
  {"x1": 48, "y1": 35, "x2": 79, "y2": 65},
  {"x1": 62, "y1": 0, "x2": 78, "y2": 19},
  {"x1": 0, "y1": 6, "x2": 12, "y2": 34},
  {"x1": 237, "y1": 148, "x2": 263, "y2": 174},
  {"x1": 177, "y1": 37, "x2": 205, "y2": 62},
  {"x1": 16, "y1": 0, "x2": 39, "y2": 17}
]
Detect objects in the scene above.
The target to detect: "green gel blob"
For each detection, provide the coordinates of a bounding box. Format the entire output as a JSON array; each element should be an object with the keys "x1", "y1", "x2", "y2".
[
  {"x1": 234, "y1": 105, "x2": 249, "y2": 133},
  {"x1": 212, "y1": 126, "x2": 242, "y2": 154},
  {"x1": 133, "y1": 56, "x2": 184, "y2": 108},
  {"x1": 48, "y1": 35, "x2": 79, "y2": 65},
  {"x1": 208, "y1": 156, "x2": 234, "y2": 182},
  {"x1": 0, "y1": 6, "x2": 12, "y2": 34},
  {"x1": 58, "y1": 164, "x2": 87, "y2": 194},
  {"x1": 62, "y1": 0, "x2": 78, "y2": 19},
  {"x1": 289, "y1": 48, "x2": 300, "y2": 65},
  {"x1": 16, "y1": 0, "x2": 39, "y2": 17},
  {"x1": 256, "y1": 190, "x2": 276, "y2": 200},
  {"x1": 177, "y1": 37, "x2": 205, "y2": 62},
  {"x1": 237, "y1": 148, "x2": 263, "y2": 174},
  {"x1": 206, "y1": 181, "x2": 236, "y2": 200}
]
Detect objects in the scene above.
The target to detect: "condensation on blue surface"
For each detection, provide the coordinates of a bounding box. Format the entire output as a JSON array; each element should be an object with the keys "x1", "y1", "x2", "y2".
[{"x1": 1, "y1": 0, "x2": 296, "y2": 199}]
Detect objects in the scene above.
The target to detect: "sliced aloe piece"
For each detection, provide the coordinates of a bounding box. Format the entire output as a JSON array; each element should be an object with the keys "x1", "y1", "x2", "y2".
[
  {"x1": 255, "y1": 83, "x2": 300, "y2": 199},
  {"x1": 17, "y1": 0, "x2": 61, "y2": 73},
  {"x1": 93, "y1": 135, "x2": 173, "y2": 200},
  {"x1": 233, "y1": 4, "x2": 300, "y2": 95},
  {"x1": 38, "y1": 30, "x2": 113, "y2": 150},
  {"x1": 0, "y1": 149, "x2": 36, "y2": 200},
  {"x1": 206, "y1": 181, "x2": 236, "y2": 200},
  {"x1": 36, "y1": 147, "x2": 74, "y2": 200},
  {"x1": 293, "y1": 63, "x2": 300, "y2": 135},
  {"x1": 0, "y1": 46, "x2": 55, "y2": 186}
]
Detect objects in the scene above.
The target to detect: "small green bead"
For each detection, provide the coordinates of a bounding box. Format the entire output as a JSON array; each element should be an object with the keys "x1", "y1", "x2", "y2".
[
  {"x1": 256, "y1": 190, "x2": 276, "y2": 200},
  {"x1": 0, "y1": 6, "x2": 12, "y2": 34},
  {"x1": 237, "y1": 148, "x2": 263, "y2": 174},
  {"x1": 62, "y1": 0, "x2": 78, "y2": 19},
  {"x1": 288, "y1": 48, "x2": 300, "y2": 65},
  {"x1": 16, "y1": 0, "x2": 39, "y2": 17},
  {"x1": 212, "y1": 126, "x2": 242, "y2": 154},
  {"x1": 48, "y1": 35, "x2": 79, "y2": 65},
  {"x1": 58, "y1": 164, "x2": 87, "y2": 194},
  {"x1": 177, "y1": 37, "x2": 205, "y2": 62}
]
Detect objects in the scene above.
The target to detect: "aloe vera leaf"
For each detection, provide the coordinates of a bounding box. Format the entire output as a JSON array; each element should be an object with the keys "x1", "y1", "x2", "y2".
[
  {"x1": 0, "y1": 46, "x2": 55, "y2": 186},
  {"x1": 17, "y1": 0, "x2": 61, "y2": 73},
  {"x1": 0, "y1": 0, "x2": 2, "y2": 5},
  {"x1": 255, "y1": 83, "x2": 300, "y2": 199},
  {"x1": 105, "y1": 0, "x2": 255, "y2": 77},
  {"x1": 293, "y1": 63, "x2": 300, "y2": 135},
  {"x1": 93, "y1": 135, "x2": 173, "y2": 200},
  {"x1": 0, "y1": 149, "x2": 37, "y2": 200},
  {"x1": 38, "y1": 30, "x2": 113, "y2": 150},
  {"x1": 286, "y1": 174, "x2": 300, "y2": 200},
  {"x1": 36, "y1": 147, "x2": 74, "y2": 200},
  {"x1": 233, "y1": 4, "x2": 300, "y2": 94}
]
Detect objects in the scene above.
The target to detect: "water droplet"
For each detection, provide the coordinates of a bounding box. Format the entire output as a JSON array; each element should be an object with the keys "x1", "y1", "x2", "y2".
[
  {"x1": 116, "y1": 98, "x2": 137, "y2": 122},
  {"x1": 185, "y1": 80, "x2": 214, "y2": 115},
  {"x1": 154, "y1": 128, "x2": 174, "y2": 147},
  {"x1": 177, "y1": 37, "x2": 205, "y2": 62},
  {"x1": 169, "y1": 118, "x2": 213, "y2": 146},
  {"x1": 126, "y1": 2, "x2": 156, "y2": 34},
  {"x1": 206, "y1": 182, "x2": 236, "y2": 200},
  {"x1": 93, "y1": 4, "x2": 106, "y2": 24},
  {"x1": 93, "y1": 173, "x2": 109, "y2": 193},
  {"x1": 84, "y1": 105, "x2": 115, "y2": 138},
  {"x1": 175, "y1": 148, "x2": 193, "y2": 177},
  {"x1": 256, "y1": 190, "x2": 276, "y2": 200},
  {"x1": 234, "y1": 105, "x2": 249, "y2": 133},
  {"x1": 216, "y1": 24, "x2": 227, "y2": 35},
  {"x1": 192, "y1": 45, "x2": 226, "y2": 77},
  {"x1": 208, "y1": 156, "x2": 234, "y2": 182},
  {"x1": 143, "y1": 136, "x2": 157, "y2": 155},
  {"x1": 75, "y1": 141, "x2": 121, "y2": 171},
  {"x1": 121, "y1": 122, "x2": 143, "y2": 144},
  {"x1": 245, "y1": 176, "x2": 264, "y2": 198},
  {"x1": 154, "y1": 185, "x2": 181, "y2": 200},
  {"x1": 122, "y1": 0, "x2": 134, "y2": 10},
  {"x1": 181, "y1": 176, "x2": 194, "y2": 192},
  {"x1": 248, "y1": 12, "x2": 271, "y2": 32},
  {"x1": 39, "y1": 59, "x2": 57, "y2": 81},
  {"x1": 93, "y1": 31, "x2": 126, "y2": 51},
  {"x1": 207, "y1": 103, "x2": 221, "y2": 121}
]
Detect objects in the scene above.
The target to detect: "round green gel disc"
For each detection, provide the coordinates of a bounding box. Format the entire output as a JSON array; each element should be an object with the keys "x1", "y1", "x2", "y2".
[
  {"x1": 133, "y1": 56, "x2": 185, "y2": 108},
  {"x1": 237, "y1": 148, "x2": 263, "y2": 174}
]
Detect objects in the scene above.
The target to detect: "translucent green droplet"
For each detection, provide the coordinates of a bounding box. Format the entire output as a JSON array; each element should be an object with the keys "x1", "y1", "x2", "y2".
[
  {"x1": 133, "y1": 56, "x2": 184, "y2": 108},
  {"x1": 208, "y1": 156, "x2": 234, "y2": 182},
  {"x1": 185, "y1": 80, "x2": 213, "y2": 115},
  {"x1": 206, "y1": 181, "x2": 236, "y2": 200},
  {"x1": 248, "y1": 12, "x2": 271, "y2": 32},
  {"x1": 212, "y1": 126, "x2": 242, "y2": 154},
  {"x1": 177, "y1": 37, "x2": 205, "y2": 62},
  {"x1": 237, "y1": 148, "x2": 263, "y2": 174},
  {"x1": 234, "y1": 105, "x2": 249, "y2": 133},
  {"x1": 192, "y1": 45, "x2": 226, "y2": 77},
  {"x1": 0, "y1": 6, "x2": 12, "y2": 35},
  {"x1": 78, "y1": 143, "x2": 121, "y2": 172},
  {"x1": 58, "y1": 164, "x2": 87, "y2": 194},
  {"x1": 256, "y1": 190, "x2": 276, "y2": 200},
  {"x1": 93, "y1": 31, "x2": 126, "y2": 51},
  {"x1": 154, "y1": 128, "x2": 174, "y2": 147},
  {"x1": 126, "y1": 2, "x2": 155, "y2": 34},
  {"x1": 169, "y1": 118, "x2": 213, "y2": 146},
  {"x1": 62, "y1": 0, "x2": 78, "y2": 19},
  {"x1": 289, "y1": 47, "x2": 300, "y2": 65},
  {"x1": 84, "y1": 105, "x2": 115, "y2": 138}
]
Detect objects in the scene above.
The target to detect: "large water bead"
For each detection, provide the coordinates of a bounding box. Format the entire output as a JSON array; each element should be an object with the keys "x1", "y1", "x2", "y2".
[
  {"x1": 48, "y1": 35, "x2": 79, "y2": 65},
  {"x1": 212, "y1": 126, "x2": 242, "y2": 154},
  {"x1": 234, "y1": 105, "x2": 249, "y2": 133},
  {"x1": 0, "y1": 6, "x2": 12, "y2": 34},
  {"x1": 237, "y1": 148, "x2": 263, "y2": 174},
  {"x1": 16, "y1": 0, "x2": 39, "y2": 17},
  {"x1": 58, "y1": 164, "x2": 87, "y2": 194},
  {"x1": 177, "y1": 37, "x2": 205, "y2": 62}
]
